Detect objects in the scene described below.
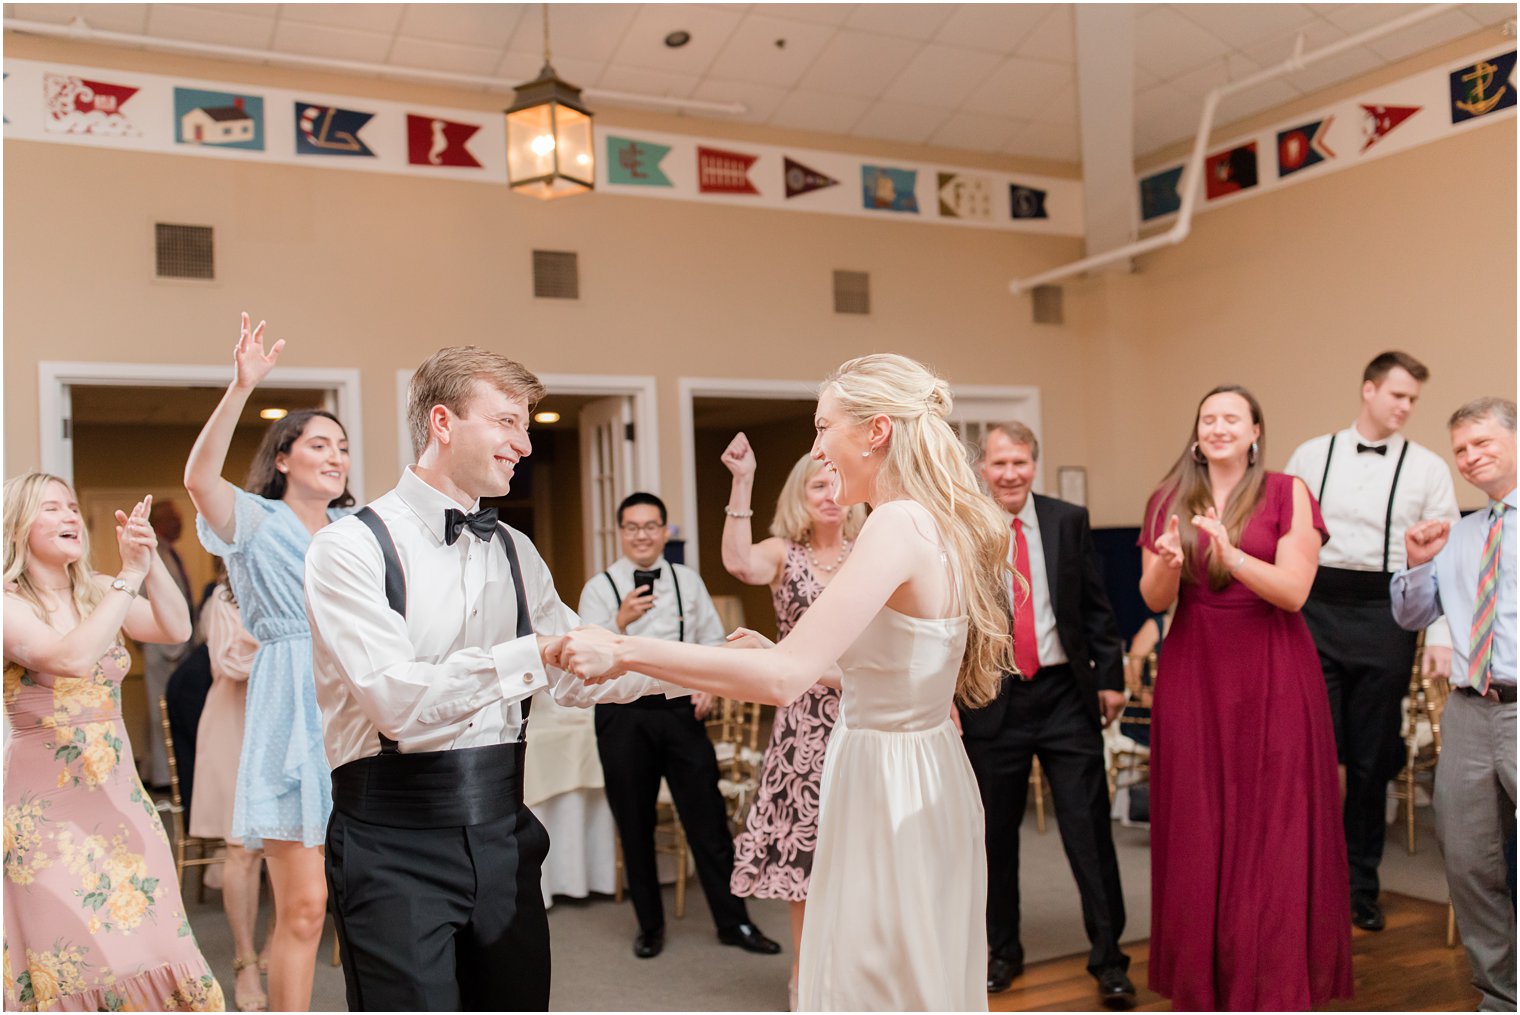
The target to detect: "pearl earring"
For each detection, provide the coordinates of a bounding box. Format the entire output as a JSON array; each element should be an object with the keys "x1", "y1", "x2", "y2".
[{"x1": 861, "y1": 449, "x2": 872, "y2": 458}]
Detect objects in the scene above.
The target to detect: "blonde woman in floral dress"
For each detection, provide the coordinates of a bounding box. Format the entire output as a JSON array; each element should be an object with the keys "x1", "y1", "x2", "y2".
[{"x1": 3, "y1": 473, "x2": 224, "y2": 1012}]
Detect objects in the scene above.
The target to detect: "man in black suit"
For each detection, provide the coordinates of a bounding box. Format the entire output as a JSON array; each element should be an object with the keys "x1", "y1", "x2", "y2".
[{"x1": 960, "y1": 422, "x2": 1134, "y2": 1008}]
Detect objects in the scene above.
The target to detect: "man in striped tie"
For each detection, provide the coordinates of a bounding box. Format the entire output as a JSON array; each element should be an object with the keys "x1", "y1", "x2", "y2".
[{"x1": 1392, "y1": 396, "x2": 1516, "y2": 1012}]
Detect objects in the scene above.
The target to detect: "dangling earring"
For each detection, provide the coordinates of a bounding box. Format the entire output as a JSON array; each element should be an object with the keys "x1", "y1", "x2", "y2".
[
  {"x1": 1191, "y1": 441, "x2": 1206, "y2": 464},
  {"x1": 1249, "y1": 442, "x2": 1259, "y2": 466}
]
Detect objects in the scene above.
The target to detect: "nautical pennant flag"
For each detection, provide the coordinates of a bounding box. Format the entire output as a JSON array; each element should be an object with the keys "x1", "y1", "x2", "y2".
[
  {"x1": 784, "y1": 157, "x2": 837, "y2": 198},
  {"x1": 1139, "y1": 165, "x2": 1184, "y2": 221},
  {"x1": 1359, "y1": 104, "x2": 1420, "y2": 153},
  {"x1": 937, "y1": 172, "x2": 992, "y2": 219},
  {"x1": 1276, "y1": 116, "x2": 1335, "y2": 177},
  {"x1": 1450, "y1": 51, "x2": 1517, "y2": 123},
  {"x1": 406, "y1": 115, "x2": 481, "y2": 168},
  {"x1": 295, "y1": 102, "x2": 376, "y2": 157},
  {"x1": 43, "y1": 73, "x2": 140, "y2": 135},
  {"x1": 1008, "y1": 183, "x2": 1049, "y2": 220},
  {"x1": 175, "y1": 88, "x2": 263, "y2": 150},
  {"x1": 862, "y1": 165, "x2": 918, "y2": 213},
  {"x1": 1204, "y1": 143, "x2": 1258, "y2": 199},
  {"x1": 607, "y1": 136, "x2": 672, "y2": 186},
  {"x1": 697, "y1": 145, "x2": 759, "y2": 194}
]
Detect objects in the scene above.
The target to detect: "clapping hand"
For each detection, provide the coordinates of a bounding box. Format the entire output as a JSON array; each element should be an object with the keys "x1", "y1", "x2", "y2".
[
  {"x1": 561, "y1": 626, "x2": 624, "y2": 684},
  {"x1": 721, "y1": 432, "x2": 757, "y2": 480},
  {"x1": 1190, "y1": 506, "x2": 1236, "y2": 560},
  {"x1": 114, "y1": 495, "x2": 157, "y2": 579},
  {"x1": 1405, "y1": 519, "x2": 1451, "y2": 568},
  {"x1": 233, "y1": 311, "x2": 284, "y2": 391},
  {"x1": 1154, "y1": 515, "x2": 1185, "y2": 570}
]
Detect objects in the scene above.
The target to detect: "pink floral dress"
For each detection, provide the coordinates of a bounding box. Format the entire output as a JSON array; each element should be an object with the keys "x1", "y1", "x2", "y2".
[
  {"x1": 730, "y1": 541, "x2": 840, "y2": 901},
  {"x1": 3, "y1": 644, "x2": 224, "y2": 1011}
]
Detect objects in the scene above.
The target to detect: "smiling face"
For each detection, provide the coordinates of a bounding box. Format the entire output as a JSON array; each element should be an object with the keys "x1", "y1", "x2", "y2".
[
  {"x1": 1451, "y1": 415, "x2": 1518, "y2": 501},
  {"x1": 1360, "y1": 366, "x2": 1421, "y2": 438},
  {"x1": 276, "y1": 415, "x2": 350, "y2": 503},
  {"x1": 979, "y1": 428, "x2": 1037, "y2": 516},
  {"x1": 26, "y1": 479, "x2": 85, "y2": 567},
  {"x1": 810, "y1": 389, "x2": 877, "y2": 507},
  {"x1": 1195, "y1": 391, "x2": 1260, "y2": 466},
  {"x1": 802, "y1": 466, "x2": 845, "y2": 532},
  {"x1": 443, "y1": 379, "x2": 533, "y2": 500},
  {"x1": 619, "y1": 503, "x2": 668, "y2": 568}
]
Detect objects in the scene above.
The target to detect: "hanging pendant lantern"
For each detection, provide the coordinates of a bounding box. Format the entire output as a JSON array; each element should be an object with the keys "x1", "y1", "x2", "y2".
[{"x1": 505, "y1": 5, "x2": 594, "y2": 199}]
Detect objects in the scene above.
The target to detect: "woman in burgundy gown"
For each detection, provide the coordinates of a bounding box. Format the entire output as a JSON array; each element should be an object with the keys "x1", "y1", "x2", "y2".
[{"x1": 1139, "y1": 385, "x2": 1352, "y2": 1011}]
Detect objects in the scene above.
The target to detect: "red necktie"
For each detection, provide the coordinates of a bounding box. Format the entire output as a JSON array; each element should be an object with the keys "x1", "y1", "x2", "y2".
[{"x1": 1012, "y1": 518, "x2": 1042, "y2": 679}]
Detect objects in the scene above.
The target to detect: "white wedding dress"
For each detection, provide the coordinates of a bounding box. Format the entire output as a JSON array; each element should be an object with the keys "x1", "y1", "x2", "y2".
[{"x1": 796, "y1": 604, "x2": 989, "y2": 1012}]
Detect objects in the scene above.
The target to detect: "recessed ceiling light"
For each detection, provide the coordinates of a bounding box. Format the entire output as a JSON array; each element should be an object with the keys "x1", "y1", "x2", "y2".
[
  {"x1": 534, "y1": 411, "x2": 562, "y2": 424},
  {"x1": 259, "y1": 408, "x2": 288, "y2": 420},
  {"x1": 664, "y1": 30, "x2": 691, "y2": 48}
]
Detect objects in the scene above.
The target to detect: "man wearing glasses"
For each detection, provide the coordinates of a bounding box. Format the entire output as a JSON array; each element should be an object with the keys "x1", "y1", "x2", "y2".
[{"x1": 577, "y1": 492, "x2": 781, "y2": 961}]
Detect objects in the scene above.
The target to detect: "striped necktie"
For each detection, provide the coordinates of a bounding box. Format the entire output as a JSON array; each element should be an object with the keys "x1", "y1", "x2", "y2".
[{"x1": 1467, "y1": 501, "x2": 1508, "y2": 695}]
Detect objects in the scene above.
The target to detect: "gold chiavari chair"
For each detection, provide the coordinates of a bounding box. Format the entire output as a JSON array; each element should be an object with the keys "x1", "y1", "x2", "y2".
[
  {"x1": 1106, "y1": 652, "x2": 1157, "y2": 818},
  {"x1": 156, "y1": 696, "x2": 225, "y2": 904},
  {"x1": 708, "y1": 697, "x2": 766, "y2": 833}
]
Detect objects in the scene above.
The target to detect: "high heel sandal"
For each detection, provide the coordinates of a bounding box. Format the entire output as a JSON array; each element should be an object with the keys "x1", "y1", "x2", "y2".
[{"x1": 232, "y1": 956, "x2": 268, "y2": 1012}]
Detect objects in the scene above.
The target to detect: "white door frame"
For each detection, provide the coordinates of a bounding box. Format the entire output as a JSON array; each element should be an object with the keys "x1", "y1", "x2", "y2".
[
  {"x1": 392, "y1": 369, "x2": 659, "y2": 489},
  {"x1": 678, "y1": 376, "x2": 819, "y2": 573},
  {"x1": 38, "y1": 361, "x2": 367, "y2": 500},
  {"x1": 678, "y1": 378, "x2": 1043, "y2": 573}
]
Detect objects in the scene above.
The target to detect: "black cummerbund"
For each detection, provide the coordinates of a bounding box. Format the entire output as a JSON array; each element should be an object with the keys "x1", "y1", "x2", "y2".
[
  {"x1": 330, "y1": 740, "x2": 525, "y2": 829},
  {"x1": 1310, "y1": 565, "x2": 1394, "y2": 605}
]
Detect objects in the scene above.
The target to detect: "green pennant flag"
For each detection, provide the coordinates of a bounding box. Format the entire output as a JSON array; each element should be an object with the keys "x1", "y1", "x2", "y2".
[{"x1": 608, "y1": 136, "x2": 672, "y2": 187}]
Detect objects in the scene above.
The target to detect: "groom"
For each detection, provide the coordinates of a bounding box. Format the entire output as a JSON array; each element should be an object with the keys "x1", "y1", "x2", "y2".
[{"x1": 305, "y1": 346, "x2": 684, "y2": 1011}]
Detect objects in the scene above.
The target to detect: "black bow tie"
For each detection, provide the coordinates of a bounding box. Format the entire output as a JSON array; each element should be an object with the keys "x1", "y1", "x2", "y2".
[
  {"x1": 443, "y1": 507, "x2": 498, "y2": 546},
  {"x1": 1356, "y1": 443, "x2": 1388, "y2": 456}
]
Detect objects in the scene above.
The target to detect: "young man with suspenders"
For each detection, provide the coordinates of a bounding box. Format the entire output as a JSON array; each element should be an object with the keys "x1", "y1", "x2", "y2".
[{"x1": 1285, "y1": 351, "x2": 1460, "y2": 933}]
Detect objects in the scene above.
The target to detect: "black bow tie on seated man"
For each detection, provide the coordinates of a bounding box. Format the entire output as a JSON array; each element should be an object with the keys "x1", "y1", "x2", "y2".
[
  {"x1": 443, "y1": 507, "x2": 499, "y2": 546},
  {"x1": 1356, "y1": 443, "x2": 1388, "y2": 456}
]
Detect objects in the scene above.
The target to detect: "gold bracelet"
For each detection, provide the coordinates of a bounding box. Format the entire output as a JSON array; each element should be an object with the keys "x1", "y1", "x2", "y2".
[{"x1": 724, "y1": 506, "x2": 754, "y2": 518}]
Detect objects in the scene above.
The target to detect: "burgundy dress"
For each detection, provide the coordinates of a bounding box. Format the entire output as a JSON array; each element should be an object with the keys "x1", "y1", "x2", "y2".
[
  {"x1": 730, "y1": 541, "x2": 840, "y2": 901},
  {"x1": 1140, "y1": 472, "x2": 1352, "y2": 1011}
]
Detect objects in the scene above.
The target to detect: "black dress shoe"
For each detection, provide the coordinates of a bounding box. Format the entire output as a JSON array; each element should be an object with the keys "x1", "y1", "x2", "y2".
[
  {"x1": 717, "y1": 922, "x2": 782, "y2": 954},
  {"x1": 633, "y1": 928, "x2": 664, "y2": 958},
  {"x1": 1352, "y1": 897, "x2": 1386, "y2": 932},
  {"x1": 987, "y1": 955, "x2": 1023, "y2": 993},
  {"x1": 1096, "y1": 967, "x2": 1136, "y2": 1009}
]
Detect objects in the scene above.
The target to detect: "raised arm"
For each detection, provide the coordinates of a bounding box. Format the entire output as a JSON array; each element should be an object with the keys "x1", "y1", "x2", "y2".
[
  {"x1": 563, "y1": 502, "x2": 933, "y2": 706},
  {"x1": 184, "y1": 313, "x2": 284, "y2": 544},
  {"x1": 1140, "y1": 514, "x2": 1184, "y2": 612},
  {"x1": 719, "y1": 432, "x2": 787, "y2": 586}
]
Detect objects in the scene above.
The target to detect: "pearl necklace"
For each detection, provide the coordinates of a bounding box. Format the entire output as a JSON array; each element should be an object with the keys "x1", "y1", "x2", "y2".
[{"x1": 805, "y1": 537, "x2": 852, "y2": 574}]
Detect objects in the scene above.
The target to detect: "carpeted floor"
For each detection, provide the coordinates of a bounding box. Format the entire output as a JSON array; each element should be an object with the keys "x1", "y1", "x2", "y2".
[{"x1": 181, "y1": 797, "x2": 1450, "y2": 1011}]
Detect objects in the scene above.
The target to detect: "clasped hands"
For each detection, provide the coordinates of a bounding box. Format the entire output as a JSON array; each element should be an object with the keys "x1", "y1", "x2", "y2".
[{"x1": 539, "y1": 625, "x2": 775, "y2": 684}]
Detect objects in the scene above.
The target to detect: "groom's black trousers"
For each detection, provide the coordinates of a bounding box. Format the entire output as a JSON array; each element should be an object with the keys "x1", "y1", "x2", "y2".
[{"x1": 326, "y1": 745, "x2": 552, "y2": 1011}]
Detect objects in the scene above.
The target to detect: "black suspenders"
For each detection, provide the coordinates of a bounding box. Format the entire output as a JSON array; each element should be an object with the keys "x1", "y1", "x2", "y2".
[
  {"x1": 1317, "y1": 434, "x2": 1411, "y2": 572},
  {"x1": 602, "y1": 566, "x2": 684, "y2": 642},
  {"x1": 354, "y1": 506, "x2": 533, "y2": 753}
]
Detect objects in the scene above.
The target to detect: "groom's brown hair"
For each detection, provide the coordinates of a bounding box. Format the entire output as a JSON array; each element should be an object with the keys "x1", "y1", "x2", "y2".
[{"x1": 407, "y1": 346, "x2": 546, "y2": 458}]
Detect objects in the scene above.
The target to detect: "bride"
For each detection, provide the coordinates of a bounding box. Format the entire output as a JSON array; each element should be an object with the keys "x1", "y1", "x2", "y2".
[{"x1": 561, "y1": 353, "x2": 1012, "y2": 1010}]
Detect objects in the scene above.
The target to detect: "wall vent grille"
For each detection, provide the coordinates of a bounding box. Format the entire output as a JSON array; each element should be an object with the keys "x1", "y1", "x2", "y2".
[
  {"x1": 155, "y1": 223, "x2": 215, "y2": 280},
  {"x1": 533, "y1": 250, "x2": 579, "y2": 299}
]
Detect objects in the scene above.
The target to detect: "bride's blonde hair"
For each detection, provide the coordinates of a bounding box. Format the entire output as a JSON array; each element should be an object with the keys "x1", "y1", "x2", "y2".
[{"x1": 821, "y1": 354, "x2": 1013, "y2": 707}]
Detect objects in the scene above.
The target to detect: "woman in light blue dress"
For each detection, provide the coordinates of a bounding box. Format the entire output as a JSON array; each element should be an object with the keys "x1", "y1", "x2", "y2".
[{"x1": 185, "y1": 313, "x2": 353, "y2": 1013}]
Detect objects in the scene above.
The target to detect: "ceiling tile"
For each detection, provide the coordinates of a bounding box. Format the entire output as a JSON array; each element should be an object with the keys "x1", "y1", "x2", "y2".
[
  {"x1": 388, "y1": 36, "x2": 502, "y2": 77},
  {"x1": 1134, "y1": 6, "x2": 1232, "y2": 81},
  {"x1": 760, "y1": 4, "x2": 855, "y2": 27},
  {"x1": 507, "y1": 4, "x2": 639, "y2": 63},
  {"x1": 1172, "y1": 3, "x2": 1318, "y2": 51},
  {"x1": 277, "y1": 3, "x2": 403, "y2": 35},
  {"x1": 1321, "y1": 4, "x2": 1426, "y2": 34},
  {"x1": 1166, "y1": 53, "x2": 1262, "y2": 100},
  {"x1": 268, "y1": 19, "x2": 393, "y2": 63},
  {"x1": 708, "y1": 13, "x2": 837, "y2": 86},
  {"x1": 594, "y1": 65, "x2": 700, "y2": 99},
  {"x1": 1005, "y1": 119, "x2": 1079, "y2": 162},
  {"x1": 5, "y1": 4, "x2": 74, "y2": 25},
  {"x1": 610, "y1": 3, "x2": 745, "y2": 75},
  {"x1": 1016, "y1": 5, "x2": 1074, "y2": 63},
  {"x1": 1029, "y1": 80, "x2": 1078, "y2": 125},
  {"x1": 961, "y1": 55, "x2": 1072, "y2": 118},
  {"x1": 1134, "y1": 81, "x2": 1189, "y2": 124},
  {"x1": 767, "y1": 87, "x2": 871, "y2": 134},
  {"x1": 1463, "y1": 4, "x2": 1519, "y2": 29},
  {"x1": 930, "y1": 110, "x2": 1025, "y2": 153},
  {"x1": 798, "y1": 29, "x2": 921, "y2": 99},
  {"x1": 146, "y1": 4, "x2": 277, "y2": 48},
  {"x1": 1219, "y1": 77, "x2": 1304, "y2": 120},
  {"x1": 935, "y1": 3, "x2": 1052, "y2": 54},
  {"x1": 845, "y1": 3, "x2": 955, "y2": 40},
  {"x1": 1365, "y1": 9, "x2": 1493, "y2": 62},
  {"x1": 882, "y1": 43, "x2": 1003, "y2": 109},
  {"x1": 687, "y1": 77, "x2": 789, "y2": 123},
  {"x1": 850, "y1": 98, "x2": 947, "y2": 144},
  {"x1": 13, "y1": 3, "x2": 151, "y2": 32},
  {"x1": 398, "y1": 3, "x2": 524, "y2": 48},
  {"x1": 1241, "y1": 14, "x2": 1347, "y2": 67},
  {"x1": 503, "y1": 52, "x2": 604, "y2": 89}
]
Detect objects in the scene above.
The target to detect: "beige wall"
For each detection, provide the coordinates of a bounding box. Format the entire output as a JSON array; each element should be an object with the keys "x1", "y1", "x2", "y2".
[{"x1": 5, "y1": 27, "x2": 1515, "y2": 543}]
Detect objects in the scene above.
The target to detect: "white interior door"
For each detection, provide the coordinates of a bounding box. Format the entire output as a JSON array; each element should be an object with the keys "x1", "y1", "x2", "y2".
[
  {"x1": 948, "y1": 390, "x2": 1044, "y2": 493},
  {"x1": 579, "y1": 396, "x2": 635, "y2": 572}
]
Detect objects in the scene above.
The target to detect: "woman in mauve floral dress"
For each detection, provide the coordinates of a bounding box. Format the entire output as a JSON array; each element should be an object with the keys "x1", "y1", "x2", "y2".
[
  {"x1": 718, "y1": 439, "x2": 865, "y2": 1007},
  {"x1": 3, "y1": 473, "x2": 223, "y2": 1012}
]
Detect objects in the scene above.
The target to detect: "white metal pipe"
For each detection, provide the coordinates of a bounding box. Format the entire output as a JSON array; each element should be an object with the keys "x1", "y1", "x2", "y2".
[
  {"x1": 1009, "y1": 3, "x2": 1459, "y2": 295},
  {"x1": 1, "y1": 16, "x2": 750, "y2": 116}
]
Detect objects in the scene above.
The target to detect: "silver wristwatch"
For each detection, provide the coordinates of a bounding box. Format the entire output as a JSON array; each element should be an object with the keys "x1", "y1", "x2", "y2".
[{"x1": 110, "y1": 578, "x2": 139, "y2": 598}]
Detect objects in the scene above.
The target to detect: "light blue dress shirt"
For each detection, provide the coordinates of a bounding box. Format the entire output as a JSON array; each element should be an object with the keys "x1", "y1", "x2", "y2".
[{"x1": 1390, "y1": 489, "x2": 1517, "y2": 689}]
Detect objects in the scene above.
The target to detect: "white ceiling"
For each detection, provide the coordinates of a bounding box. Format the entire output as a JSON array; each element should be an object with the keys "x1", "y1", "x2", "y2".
[{"x1": 5, "y1": 3, "x2": 1515, "y2": 161}]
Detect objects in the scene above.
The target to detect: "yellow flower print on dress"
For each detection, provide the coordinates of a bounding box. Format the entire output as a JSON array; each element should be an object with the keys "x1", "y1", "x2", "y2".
[
  {"x1": 46, "y1": 721, "x2": 123, "y2": 789},
  {"x1": 15, "y1": 941, "x2": 91, "y2": 1011},
  {"x1": 55, "y1": 827, "x2": 158, "y2": 933},
  {"x1": 163, "y1": 973, "x2": 225, "y2": 1011},
  {"x1": 4, "y1": 794, "x2": 55, "y2": 885}
]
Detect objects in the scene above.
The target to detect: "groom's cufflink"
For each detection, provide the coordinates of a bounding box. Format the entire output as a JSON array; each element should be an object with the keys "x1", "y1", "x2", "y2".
[{"x1": 523, "y1": 672, "x2": 535, "y2": 684}]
